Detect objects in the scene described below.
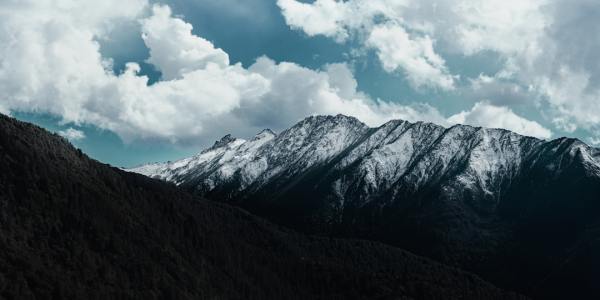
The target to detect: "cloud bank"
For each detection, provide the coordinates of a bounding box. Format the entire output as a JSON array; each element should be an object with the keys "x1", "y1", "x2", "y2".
[
  {"x1": 278, "y1": 0, "x2": 457, "y2": 90},
  {"x1": 0, "y1": 1, "x2": 553, "y2": 145},
  {"x1": 278, "y1": 0, "x2": 600, "y2": 141}
]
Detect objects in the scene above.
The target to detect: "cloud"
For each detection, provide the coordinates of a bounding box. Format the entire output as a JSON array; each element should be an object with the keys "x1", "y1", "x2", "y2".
[
  {"x1": 277, "y1": 0, "x2": 600, "y2": 143},
  {"x1": 464, "y1": 75, "x2": 529, "y2": 105},
  {"x1": 276, "y1": 0, "x2": 546, "y2": 88},
  {"x1": 58, "y1": 128, "x2": 86, "y2": 141},
  {"x1": 0, "y1": 0, "x2": 147, "y2": 128},
  {"x1": 141, "y1": 5, "x2": 230, "y2": 80},
  {"x1": 0, "y1": 1, "x2": 572, "y2": 148},
  {"x1": 464, "y1": 0, "x2": 600, "y2": 139},
  {"x1": 366, "y1": 24, "x2": 455, "y2": 90},
  {"x1": 276, "y1": 0, "x2": 351, "y2": 41},
  {"x1": 435, "y1": 0, "x2": 548, "y2": 56},
  {"x1": 0, "y1": 2, "x2": 446, "y2": 145},
  {"x1": 277, "y1": 0, "x2": 456, "y2": 90},
  {"x1": 448, "y1": 102, "x2": 552, "y2": 139},
  {"x1": 277, "y1": 0, "x2": 548, "y2": 64},
  {"x1": 243, "y1": 58, "x2": 449, "y2": 129}
]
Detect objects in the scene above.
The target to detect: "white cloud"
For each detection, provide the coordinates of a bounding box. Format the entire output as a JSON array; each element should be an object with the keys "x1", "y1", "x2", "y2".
[
  {"x1": 277, "y1": 0, "x2": 456, "y2": 90},
  {"x1": 0, "y1": 2, "x2": 444, "y2": 145},
  {"x1": 440, "y1": 0, "x2": 549, "y2": 56},
  {"x1": 276, "y1": 0, "x2": 546, "y2": 91},
  {"x1": 463, "y1": 0, "x2": 600, "y2": 138},
  {"x1": 448, "y1": 102, "x2": 552, "y2": 139},
  {"x1": 277, "y1": 0, "x2": 600, "y2": 140},
  {"x1": 278, "y1": 0, "x2": 548, "y2": 64},
  {"x1": 239, "y1": 57, "x2": 448, "y2": 130},
  {"x1": 276, "y1": 0, "x2": 351, "y2": 41},
  {"x1": 0, "y1": 1, "x2": 579, "y2": 147},
  {"x1": 141, "y1": 5, "x2": 230, "y2": 80},
  {"x1": 58, "y1": 128, "x2": 86, "y2": 141},
  {"x1": 0, "y1": 0, "x2": 147, "y2": 127},
  {"x1": 461, "y1": 74, "x2": 534, "y2": 108},
  {"x1": 367, "y1": 24, "x2": 455, "y2": 90}
]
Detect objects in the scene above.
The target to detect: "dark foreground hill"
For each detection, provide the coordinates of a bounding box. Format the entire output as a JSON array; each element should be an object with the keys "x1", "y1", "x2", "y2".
[{"x1": 0, "y1": 114, "x2": 525, "y2": 299}]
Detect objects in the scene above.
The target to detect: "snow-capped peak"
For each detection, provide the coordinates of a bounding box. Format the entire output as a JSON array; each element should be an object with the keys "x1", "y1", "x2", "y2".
[
  {"x1": 252, "y1": 129, "x2": 276, "y2": 141},
  {"x1": 126, "y1": 114, "x2": 600, "y2": 204},
  {"x1": 207, "y1": 134, "x2": 237, "y2": 151}
]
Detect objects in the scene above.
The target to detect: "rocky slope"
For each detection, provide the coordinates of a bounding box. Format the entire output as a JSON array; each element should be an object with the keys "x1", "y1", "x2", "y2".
[{"x1": 130, "y1": 114, "x2": 600, "y2": 299}]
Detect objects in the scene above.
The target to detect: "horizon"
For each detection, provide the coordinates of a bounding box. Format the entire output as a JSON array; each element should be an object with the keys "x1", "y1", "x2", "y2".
[
  {"x1": 10, "y1": 110, "x2": 600, "y2": 169},
  {"x1": 125, "y1": 112, "x2": 600, "y2": 169},
  {"x1": 3, "y1": 0, "x2": 600, "y2": 167}
]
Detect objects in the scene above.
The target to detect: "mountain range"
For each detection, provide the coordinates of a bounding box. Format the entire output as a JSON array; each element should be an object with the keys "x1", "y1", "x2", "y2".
[
  {"x1": 130, "y1": 114, "x2": 600, "y2": 299},
  {"x1": 0, "y1": 114, "x2": 531, "y2": 299}
]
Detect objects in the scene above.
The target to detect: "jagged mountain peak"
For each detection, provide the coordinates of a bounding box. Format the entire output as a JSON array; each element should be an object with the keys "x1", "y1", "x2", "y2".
[
  {"x1": 252, "y1": 128, "x2": 277, "y2": 141},
  {"x1": 125, "y1": 113, "x2": 600, "y2": 299},
  {"x1": 128, "y1": 114, "x2": 600, "y2": 198},
  {"x1": 254, "y1": 128, "x2": 276, "y2": 138},
  {"x1": 289, "y1": 114, "x2": 368, "y2": 133},
  {"x1": 208, "y1": 133, "x2": 237, "y2": 150},
  {"x1": 304, "y1": 113, "x2": 364, "y2": 123}
]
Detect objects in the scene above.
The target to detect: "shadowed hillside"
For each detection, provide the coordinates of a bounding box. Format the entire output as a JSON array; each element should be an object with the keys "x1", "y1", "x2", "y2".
[{"x1": 0, "y1": 114, "x2": 525, "y2": 299}]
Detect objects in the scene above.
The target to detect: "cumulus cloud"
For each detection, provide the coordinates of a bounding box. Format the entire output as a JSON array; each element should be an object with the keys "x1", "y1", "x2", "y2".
[
  {"x1": 0, "y1": 1, "x2": 572, "y2": 147},
  {"x1": 463, "y1": 75, "x2": 533, "y2": 106},
  {"x1": 243, "y1": 58, "x2": 449, "y2": 129},
  {"x1": 0, "y1": 0, "x2": 146, "y2": 131},
  {"x1": 277, "y1": 0, "x2": 600, "y2": 143},
  {"x1": 276, "y1": 0, "x2": 352, "y2": 41},
  {"x1": 277, "y1": 0, "x2": 456, "y2": 90},
  {"x1": 0, "y1": 2, "x2": 449, "y2": 145},
  {"x1": 58, "y1": 128, "x2": 86, "y2": 141},
  {"x1": 448, "y1": 102, "x2": 552, "y2": 139},
  {"x1": 366, "y1": 24, "x2": 455, "y2": 90},
  {"x1": 465, "y1": 0, "x2": 600, "y2": 139},
  {"x1": 437, "y1": 0, "x2": 548, "y2": 56},
  {"x1": 277, "y1": 0, "x2": 547, "y2": 71},
  {"x1": 141, "y1": 5, "x2": 230, "y2": 80},
  {"x1": 277, "y1": 0, "x2": 545, "y2": 91}
]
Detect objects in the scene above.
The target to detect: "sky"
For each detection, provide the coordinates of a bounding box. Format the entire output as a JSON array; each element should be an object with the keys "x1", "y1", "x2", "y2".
[{"x1": 1, "y1": 0, "x2": 600, "y2": 167}]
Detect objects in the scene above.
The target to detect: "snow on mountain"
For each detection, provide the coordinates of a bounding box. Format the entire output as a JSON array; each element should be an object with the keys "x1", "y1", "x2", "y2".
[
  {"x1": 127, "y1": 114, "x2": 600, "y2": 205},
  {"x1": 129, "y1": 115, "x2": 368, "y2": 189},
  {"x1": 126, "y1": 114, "x2": 600, "y2": 299},
  {"x1": 129, "y1": 130, "x2": 271, "y2": 186}
]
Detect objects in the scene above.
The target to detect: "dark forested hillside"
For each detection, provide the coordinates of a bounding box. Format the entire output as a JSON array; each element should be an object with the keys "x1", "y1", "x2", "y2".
[{"x1": 0, "y1": 114, "x2": 525, "y2": 299}]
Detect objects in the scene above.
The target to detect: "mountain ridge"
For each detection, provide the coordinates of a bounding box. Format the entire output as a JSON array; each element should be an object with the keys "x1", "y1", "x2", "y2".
[
  {"x1": 129, "y1": 114, "x2": 600, "y2": 199},
  {"x1": 128, "y1": 114, "x2": 600, "y2": 299}
]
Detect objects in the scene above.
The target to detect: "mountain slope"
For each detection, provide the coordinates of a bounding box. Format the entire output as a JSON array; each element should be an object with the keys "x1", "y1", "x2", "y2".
[
  {"x1": 0, "y1": 114, "x2": 527, "y2": 299},
  {"x1": 130, "y1": 114, "x2": 600, "y2": 299}
]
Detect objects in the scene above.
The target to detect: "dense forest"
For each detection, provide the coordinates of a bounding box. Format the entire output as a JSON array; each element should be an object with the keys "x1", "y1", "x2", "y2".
[{"x1": 0, "y1": 114, "x2": 526, "y2": 299}]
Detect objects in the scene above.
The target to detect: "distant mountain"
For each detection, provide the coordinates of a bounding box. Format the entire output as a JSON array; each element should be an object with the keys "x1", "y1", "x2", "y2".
[
  {"x1": 0, "y1": 114, "x2": 527, "y2": 299},
  {"x1": 130, "y1": 114, "x2": 600, "y2": 299}
]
